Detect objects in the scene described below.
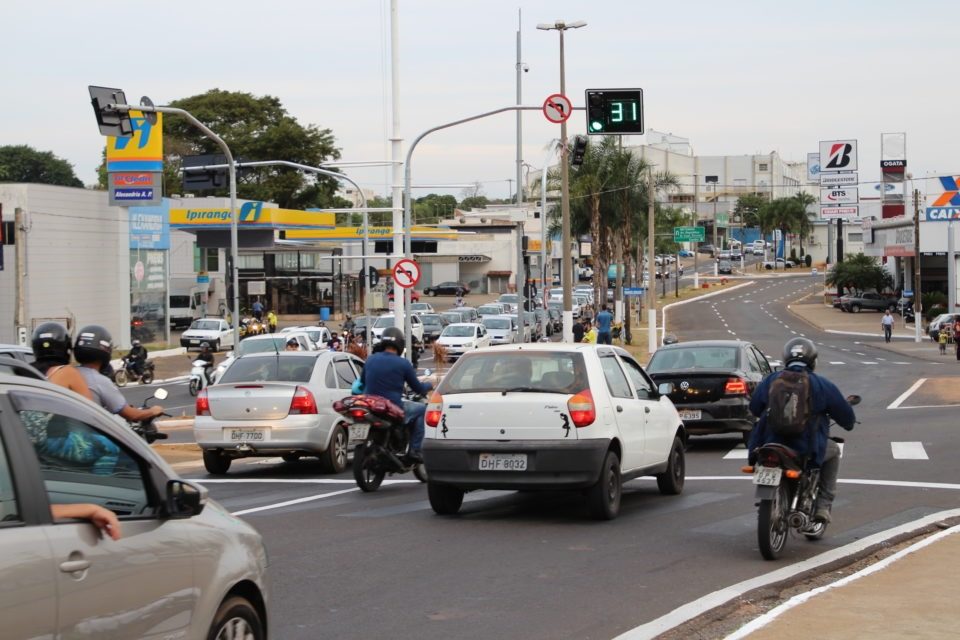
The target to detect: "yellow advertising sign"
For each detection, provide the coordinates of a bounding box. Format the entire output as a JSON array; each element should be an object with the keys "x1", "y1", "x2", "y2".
[
  {"x1": 285, "y1": 225, "x2": 458, "y2": 241},
  {"x1": 106, "y1": 111, "x2": 163, "y2": 172},
  {"x1": 170, "y1": 202, "x2": 335, "y2": 229}
]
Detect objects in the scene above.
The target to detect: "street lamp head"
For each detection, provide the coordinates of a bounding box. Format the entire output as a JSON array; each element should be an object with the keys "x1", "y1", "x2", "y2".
[
  {"x1": 536, "y1": 20, "x2": 587, "y2": 30},
  {"x1": 536, "y1": 22, "x2": 556, "y2": 30},
  {"x1": 567, "y1": 20, "x2": 587, "y2": 28}
]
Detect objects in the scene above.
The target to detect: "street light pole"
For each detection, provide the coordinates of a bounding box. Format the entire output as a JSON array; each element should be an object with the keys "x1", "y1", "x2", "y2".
[{"x1": 538, "y1": 19, "x2": 586, "y2": 343}]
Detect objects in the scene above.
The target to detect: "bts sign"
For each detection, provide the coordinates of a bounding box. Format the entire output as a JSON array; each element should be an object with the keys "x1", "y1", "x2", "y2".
[
  {"x1": 819, "y1": 139, "x2": 858, "y2": 172},
  {"x1": 820, "y1": 187, "x2": 859, "y2": 205}
]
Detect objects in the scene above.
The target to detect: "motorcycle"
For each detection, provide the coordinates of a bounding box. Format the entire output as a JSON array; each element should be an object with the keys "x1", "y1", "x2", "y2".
[
  {"x1": 334, "y1": 389, "x2": 429, "y2": 492},
  {"x1": 131, "y1": 388, "x2": 170, "y2": 444},
  {"x1": 188, "y1": 358, "x2": 212, "y2": 396},
  {"x1": 239, "y1": 317, "x2": 265, "y2": 339},
  {"x1": 114, "y1": 356, "x2": 155, "y2": 387},
  {"x1": 744, "y1": 394, "x2": 861, "y2": 560}
]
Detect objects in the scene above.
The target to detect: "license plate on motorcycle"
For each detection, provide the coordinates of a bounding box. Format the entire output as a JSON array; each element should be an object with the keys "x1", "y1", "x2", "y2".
[
  {"x1": 478, "y1": 453, "x2": 527, "y2": 471},
  {"x1": 753, "y1": 467, "x2": 782, "y2": 486},
  {"x1": 349, "y1": 424, "x2": 370, "y2": 441},
  {"x1": 225, "y1": 428, "x2": 266, "y2": 442},
  {"x1": 678, "y1": 409, "x2": 701, "y2": 421}
]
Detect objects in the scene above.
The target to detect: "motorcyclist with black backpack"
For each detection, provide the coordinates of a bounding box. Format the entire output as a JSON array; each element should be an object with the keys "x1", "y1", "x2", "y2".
[{"x1": 747, "y1": 337, "x2": 856, "y2": 524}]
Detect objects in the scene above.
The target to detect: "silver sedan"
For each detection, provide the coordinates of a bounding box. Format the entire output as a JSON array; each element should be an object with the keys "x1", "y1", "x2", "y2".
[{"x1": 194, "y1": 351, "x2": 362, "y2": 474}]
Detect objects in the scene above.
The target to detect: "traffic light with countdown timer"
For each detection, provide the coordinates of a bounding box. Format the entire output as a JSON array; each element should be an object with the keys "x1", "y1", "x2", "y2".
[
  {"x1": 585, "y1": 89, "x2": 644, "y2": 135},
  {"x1": 570, "y1": 135, "x2": 589, "y2": 167}
]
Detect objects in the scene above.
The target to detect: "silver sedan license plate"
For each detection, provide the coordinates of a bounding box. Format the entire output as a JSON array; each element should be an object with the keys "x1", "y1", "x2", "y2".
[
  {"x1": 753, "y1": 467, "x2": 782, "y2": 486},
  {"x1": 226, "y1": 428, "x2": 266, "y2": 442},
  {"x1": 478, "y1": 453, "x2": 527, "y2": 471}
]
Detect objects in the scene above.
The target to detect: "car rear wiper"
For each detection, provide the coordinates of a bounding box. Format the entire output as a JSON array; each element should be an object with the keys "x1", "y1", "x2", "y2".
[{"x1": 501, "y1": 386, "x2": 566, "y2": 396}]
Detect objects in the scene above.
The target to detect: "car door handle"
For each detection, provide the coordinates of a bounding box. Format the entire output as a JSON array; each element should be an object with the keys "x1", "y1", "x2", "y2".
[
  {"x1": 644, "y1": 406, "x2": 651, "y2": 414},
  {"x1": 616, "y1": 405, "x2": 623, "y2": 412},
  {"x1": 59, "y1": 559, "x2": 91, "y2": 574}
]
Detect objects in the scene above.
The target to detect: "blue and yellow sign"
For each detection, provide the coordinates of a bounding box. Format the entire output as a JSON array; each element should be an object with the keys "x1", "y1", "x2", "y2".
[
  {"x1": 170, "y1": 202, "x2": 336, "y2": 230},
  {"x1": 106, "y1": 110, "x2": 163, "y2": 172}
]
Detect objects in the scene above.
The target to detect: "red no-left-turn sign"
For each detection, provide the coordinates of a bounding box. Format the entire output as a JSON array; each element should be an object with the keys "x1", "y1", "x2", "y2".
[
  {"x1": 393, "y1": 259, "x2": 421, "y2": 289},
  {"x1": 542, "y1": 93, "x2": 572, "y2": 124}
]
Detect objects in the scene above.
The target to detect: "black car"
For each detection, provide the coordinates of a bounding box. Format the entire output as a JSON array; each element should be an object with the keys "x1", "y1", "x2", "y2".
[
  {"x1": 419, "y1": 313, "x2": 448, "y2": 344},
  {"x1": 646, "y1": 340, "x2": 779, "y2": 443},
  {"x1": 547, "y1": 308, "x2": 562, "y2": 332},
  {"x1": 718, "y1": 260, "x2": 733, "y2": 275},
  {"x1": 424, "y1": 281, "x2": 471, "y2": 296},
  {"x1": 697, "y1": 244, "x2": 716, "y2": 256}
]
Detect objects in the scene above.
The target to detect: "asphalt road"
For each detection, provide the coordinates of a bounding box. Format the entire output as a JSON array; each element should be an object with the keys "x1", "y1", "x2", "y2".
[{"x1": 154, "y1": 273, "x2": 960, "y2": 639}]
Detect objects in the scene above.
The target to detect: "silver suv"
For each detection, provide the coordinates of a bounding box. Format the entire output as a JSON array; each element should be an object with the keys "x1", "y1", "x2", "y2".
[{"x1": 0, "y1": 368, "x2": 269, "y2": 639}]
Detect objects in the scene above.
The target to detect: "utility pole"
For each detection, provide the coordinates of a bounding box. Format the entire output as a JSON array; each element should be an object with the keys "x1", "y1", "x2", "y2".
[
  {"x1": 913, "y1": 188, "x2": 922, "y2": 342},
  {"x1": 390, "y1": 0, "x2": 406, "y2": 339},
  {"x1": 559, "y1": 31, "x2": 574, "y2": 343},
  {"x1": 515, "y1": 9, "x2": 523, "y2": 207},
  {"x1": 835, "y1": 217, "x2": 844, "y2": 299},
  {"x1": 647, "y1": 168, "x2": 657, "y2": 353},
  {"x1": 693, "y1": 175, "x2": 700, "y2": 289},
  {"x1": 14, "y1": 208, "x2": 27, "y2": 346}
]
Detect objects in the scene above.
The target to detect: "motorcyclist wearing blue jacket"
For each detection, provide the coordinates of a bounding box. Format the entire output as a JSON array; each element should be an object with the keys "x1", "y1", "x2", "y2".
[
  {"x1": 357, "y1": 327, "x2": 432, "y2": 463},
  {"x1": 747, "y1": 337, "x2": 856, "y2": 523}
]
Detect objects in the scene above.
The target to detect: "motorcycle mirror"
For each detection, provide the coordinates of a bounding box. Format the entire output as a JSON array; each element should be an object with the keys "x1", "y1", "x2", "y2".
[
  {"x1": 154, "y1": 388, "x2": 169, "y2": 401},
  {"x1": 846, "y1": 394, "x2": 861, "y2": 406},
  {"x1": 422, "y1": 369, "x2": 432, "y2": 377}
]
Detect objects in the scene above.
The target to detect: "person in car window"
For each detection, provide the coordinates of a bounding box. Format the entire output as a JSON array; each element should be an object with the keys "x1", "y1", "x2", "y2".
[
  {"x1": 285, "y1": 338, "x2": 301, "y2": 351},
  {"x1": 359, "y1": 327, "x2": 432, "y2": 463}
]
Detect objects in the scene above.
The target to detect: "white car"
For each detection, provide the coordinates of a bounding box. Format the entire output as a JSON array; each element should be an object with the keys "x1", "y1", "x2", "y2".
[
  {"x1": 477, "y1": 303, "x2": 508, "y2": 317},
  {"x1": 410, "y1": 302, "x2": 435, "y2": 314},
  {"x1": 180, "y1": 317, "x2": 234, "y2": 351},
  {"x1": 481, "y1": 315, "x2": 516, "y2": 345},
  {"x1": 212, "y1": 332, "x2": 317, "y2": 382},
  {"x1": 436, "y1": 322, "x2": 491, "y2": 359},
  {"x1": 497, "y1": 294, "x2": 520, "y2": 313},
  {"x1": 372, "y1": 314, "x2": 424, "y2": 344},
  {"x1": 281, "y1": 325, "x2": 331, "y2": 347},
  {"x1": 422, "y1": 343, "x2": 686, "y2": 520}
]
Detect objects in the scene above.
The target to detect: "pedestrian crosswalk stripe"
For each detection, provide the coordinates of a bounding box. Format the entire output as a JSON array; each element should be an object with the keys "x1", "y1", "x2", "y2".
[{"x1": 891, "y1": 442, "x2": 929, "y2": 460}]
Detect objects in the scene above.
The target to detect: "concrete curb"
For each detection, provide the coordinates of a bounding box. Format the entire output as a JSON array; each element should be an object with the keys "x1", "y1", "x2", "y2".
[
  {"x1": 157, "y1": 418, "x2": 194, "y2": 429},
  {"x1": 615, "y1": 507, "x2": 960, "y2": 639}
]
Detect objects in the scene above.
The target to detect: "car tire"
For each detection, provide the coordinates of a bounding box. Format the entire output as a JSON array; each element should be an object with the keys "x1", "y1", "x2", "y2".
[
  {"x1": 114, "y1": 369, "x2": 128, "y2": 387},
  {"x1": 428, "y1": 482, "x2": 464, "y2": 515},
  {"x1": 429, "y1": 290, "x2": 437, "y2": 297},
  {"x1": 207, "y1": 596, "x2": 265, "y2": 640},
  {"x1": 203, "y1": 450, "x2": 231, "y2": 475},
  {"x1": 320, "y1": 424, "x2": 348, "y2": 474},
  {"x1": 851, "y1": 304, "x2": 861, "y2": 313},
  {"x1": 213, "y1": 339, "x2": 221, "y2": 352},
  {"x1": 656, "y1": 436, "x2": 686, "y2": 495},
  {"x1": 587, "y1": 450, "x2": 622, "y2": 520}
]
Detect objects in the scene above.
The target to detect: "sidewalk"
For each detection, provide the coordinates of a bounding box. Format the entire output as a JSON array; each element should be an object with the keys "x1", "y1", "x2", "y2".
[{"x1": 734, "y1": 525, "x2": 960, "y2": 639}]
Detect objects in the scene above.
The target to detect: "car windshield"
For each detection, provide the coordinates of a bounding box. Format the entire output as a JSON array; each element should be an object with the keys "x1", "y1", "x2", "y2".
[
  {"x1": 373, "y1": 316, "x2": 395, "y2": 329},
  {"x1": 482, "y1": 318, "x2": 511, "y2": 330},
  {"x1": 548, "y1": 301, "x2": 562, "y2": 310},
  {"x1": 411, "y1": 303, "x2": 430, "y2": 310},
  {"x1": 478, "y1": 306, "x2": 500, "y2": 314},
  {"x1": 499, "y1": 295, "x2": 518, "y2": 304},
  {"x1": 219, "y1": 355, "x2": 316, "y2": 383},
  {"x1": 439, "y1": 352, "x2": 587, "y2": 395},
  {"x1": 442, "y1": 325, "x2": 476, "y2": 338},
  {"x1": 421, "y1": 315, "x2": 443, "y2": 326},
  {"x1": 647, "y1": 346, "x2": 740, "y2": 371},
  {"x1": 441, "y1": 312, "x2": 462, "y2": 324},
  {"x1": 237, "y1": 337, "x2": 290, "y2": 355},
  {"x1": 190, "y1": 320, "x2": 220, "y2": 331}
]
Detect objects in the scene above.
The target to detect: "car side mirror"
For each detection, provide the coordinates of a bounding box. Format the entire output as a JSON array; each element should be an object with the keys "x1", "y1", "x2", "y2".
[
  {"x1": 657, "y1": 382, "x2": 675, "y2": 396},
  {"x1": 165, "y1": 479, "x2": 207, "y2": 518}
]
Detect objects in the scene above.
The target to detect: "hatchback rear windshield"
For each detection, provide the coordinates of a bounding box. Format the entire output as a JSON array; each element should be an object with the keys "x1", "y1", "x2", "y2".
[
  {"x1": 482, "y1": 318, "x2": 511, "y2": 330},
  {"x1": 238, "y1": 337, "x2": 292, "y2": 356},
  {"x1": 439, "y1": 352, "x2": 587, "y2": 395},
  {"x1": 421, "y1": 315, "x2": 443, "y2": 326},
  {"x1": 647, "y1": 346, "x2": 739, "y2": 371},
  {"x1": 440, "y1": 313, "x2": 463, "y2": 324},
  {"x1": 190, "y1": 320, "x2": 221, "y2": 331},
  {"x1": 442, "y1": 325, "x2": 475, "y2": 338},
  {"x1": 220, "y1": 356, "x2": 316, "y2": 383}
]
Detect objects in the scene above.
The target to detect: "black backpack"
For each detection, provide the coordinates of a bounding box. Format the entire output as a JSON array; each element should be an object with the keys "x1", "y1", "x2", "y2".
[{"x1": 765, "y1": 369, "x2": 812, "y2": 437}]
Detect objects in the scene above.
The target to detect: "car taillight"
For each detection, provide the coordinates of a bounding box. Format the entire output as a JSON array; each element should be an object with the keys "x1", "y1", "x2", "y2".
[
  {"x1": 425, "y1": 392, "x2": 442, "y2": 428},
  {"x1": 724, "y1": 377, "x2": 748, "y2": 396},
  {"x1": 567, "y1": 389, "x2": 596, "y2": 427},
  {"x1": 196, "y1": 389, "x2": 210, "y2": 416},
  {"x1": 289, "y1": 386, "x2": 318, "y2": 415}
]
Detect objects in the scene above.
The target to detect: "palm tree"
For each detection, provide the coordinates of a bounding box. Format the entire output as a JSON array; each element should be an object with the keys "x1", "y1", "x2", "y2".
[{"x1": 793, "y1": 191, "x2": 816, "y2": 259}]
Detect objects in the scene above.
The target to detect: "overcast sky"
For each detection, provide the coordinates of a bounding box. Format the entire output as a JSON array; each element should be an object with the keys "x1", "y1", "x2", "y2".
[{"x1": 2, "y1": 0, "x2": 956, "y2": 200}]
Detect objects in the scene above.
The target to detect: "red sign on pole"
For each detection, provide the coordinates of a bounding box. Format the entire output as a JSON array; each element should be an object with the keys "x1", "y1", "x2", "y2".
[
  {"x1": 393, "y1": 259, "x2": 421, "y2": 289},
  {"x1": 542, "y1": 94, "x2": 572, "y2": 124}
]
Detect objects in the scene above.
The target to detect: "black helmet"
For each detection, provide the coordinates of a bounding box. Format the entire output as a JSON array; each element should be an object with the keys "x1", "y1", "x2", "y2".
[
  {"x1": 662, "y1": 333, "x2": 679, "y2": 346},
  {"x1": 379, "y1": 326, "x2": 405, "y2": 356},
  {"x1": 783, "y1": 337, "x2": 817, "y2": 370},
  {"x1": 74, "y1": 325, "x2": 114, "y2": 366},
  {"x1": 32, "y1": 322, "x2": 72, "y2": 363},
  {"x1": 131, "y1": 339, "x2": 141, "y2": 347}
]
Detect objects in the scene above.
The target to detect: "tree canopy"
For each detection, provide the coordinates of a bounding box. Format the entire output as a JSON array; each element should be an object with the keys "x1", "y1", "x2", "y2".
[
  {"x1": 0, "y1": 145, "x2": 84, "y2": 188},
  {"x1": 825, "y1": 253, "x2": 894, "y2": 294}
]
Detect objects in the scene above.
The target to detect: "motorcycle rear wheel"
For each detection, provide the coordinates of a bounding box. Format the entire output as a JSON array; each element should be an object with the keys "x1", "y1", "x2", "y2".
[
  {"x1": 188, "y1": 378, "x2": 200, "y2": 396},
  {"x1": 352, "y1": 444, "x2": 385, "y2": 492},
  {"x1": 758, "y1": 483, "x2": 790, "y2": 560},
  {"x1": 140, "y1": 369, "x2": 154, "y2": 385},
  {"x1": 115, "y1": 369, "x2": 128, "y2": 387}
]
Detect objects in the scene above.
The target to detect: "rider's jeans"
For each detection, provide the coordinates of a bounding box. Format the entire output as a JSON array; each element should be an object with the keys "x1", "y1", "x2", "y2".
[
  {"x1": 818, "y1": 439, "x2": 842, "y2": 508},
  {"x1": 403, "y1": 400, "x2": 426, "y2": 453}
]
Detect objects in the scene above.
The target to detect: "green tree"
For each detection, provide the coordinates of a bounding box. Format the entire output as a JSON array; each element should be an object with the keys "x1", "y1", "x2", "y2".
[
  {"x1": 733, "y1": 193, "x2": 768, "y2": 228},
  {"x1": 825, "y1": 253, "x2": 893, "y2": 295},
  {"x1": 414, "y1": 193, "x2": 457, "y2": 223},
  {"x1": 459, "y1": 195, "x2": 489, "y2": 210},
  {"x1": 98, "y1": 89, "x2": 343, "y2": 209},
  {"x1": 0, "y1": 145, "x2": 84, "y2": 187}
]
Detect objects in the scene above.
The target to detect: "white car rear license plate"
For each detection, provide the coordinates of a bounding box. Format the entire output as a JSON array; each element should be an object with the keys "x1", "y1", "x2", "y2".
[
  {"x1": 678, "y1": 409, "x2": 702, "y2": 421},
  {"x1": 753, "y1": 467, "x2": 782, "y2": 486},
  {"x1": 478, "y1": 453, "x2": 527, "y2": 471},
  {"x1": 225, "y1": 428, "x2": 266, "y2": 442},
  {"x1": 190, "y1": 339, "x2": 200, "y2": 344},
  {"x1": 349, "y1": 424, "x2": 370, "y2": 441}
]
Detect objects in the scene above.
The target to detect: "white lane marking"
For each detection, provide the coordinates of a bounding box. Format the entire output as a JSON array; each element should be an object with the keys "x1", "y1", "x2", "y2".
[
  {"x1": 195, "y1": 478, "x2": 421, "y2": 484},
  {"x1": 230, "y1": 487, "x2": 360, "y2": 516},
  {"x1": 893, "y1": 361, "x2": 911, "y2": 365},
  {"x1": 723, "y1": 447, "x2": 749, "y2": 460},
  {"x1": 725, "y1": 526, "x2": 960, "y2": 640},
  {"x1": 889, "y1": 403, "x2": 960, "y2": 410},
  {"x1": 862, "y1": 361, "x2": 878, "y2": 365},
  {"x1": 837, "y1": 442, "x2": 844, "y2": 458},
  {"x1": 855, "y1": 352, "x2": 866, "y2": 356},
  {"x1": 618, "y1": 508, "x2": 960, "y2": 640},
  {"x1": 829, "y1": 361, "x2": 845, "y2": 365},
  {"x1": 891, "y1": 442, "x2": 929, "y2": 460},
  {"x1": 887, "y1": 378, "x2": 927, "y2": 409},
  {"x1": 728, "y1": 330, "x2": 736, "y2": 335}
]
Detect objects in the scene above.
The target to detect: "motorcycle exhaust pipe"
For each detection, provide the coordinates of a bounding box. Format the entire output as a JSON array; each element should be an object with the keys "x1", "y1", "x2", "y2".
[{"x1": 787, "y1": 512, "x2": 807, "y2": 528}]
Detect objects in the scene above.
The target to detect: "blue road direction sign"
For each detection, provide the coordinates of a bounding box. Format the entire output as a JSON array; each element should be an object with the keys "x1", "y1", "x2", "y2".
[{"x1": 623, "y1": 287, "x2": 645, "y2": 297}]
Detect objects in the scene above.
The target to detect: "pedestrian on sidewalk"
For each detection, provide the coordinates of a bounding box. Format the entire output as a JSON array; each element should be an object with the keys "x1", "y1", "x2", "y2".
[
  {"x1": 266, "y1": 309, "x2": 277, "y2": 333},
  {"x1": 939, "y1": 326, "x2": 949, "y2": 355},
  {"x1": 595, "y1": 305, "x2": 614, "y2": 345},
  {"x1": 572, "y1": 318, "x2": 585, "y2": 343},
  {"x1": 881, "y1": 310, "x2": 895, "y2": 343},
  {"x1": 954, "y1": 318, "x2": 960, "y2": 361}
]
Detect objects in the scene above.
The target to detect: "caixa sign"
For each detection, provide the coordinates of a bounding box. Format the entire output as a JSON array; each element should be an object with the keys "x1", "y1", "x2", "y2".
[{"x1": 925, "y1": 207, "x2": 960, "y2": 221}]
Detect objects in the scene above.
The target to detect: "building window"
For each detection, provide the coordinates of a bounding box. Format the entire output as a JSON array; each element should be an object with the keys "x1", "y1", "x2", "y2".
[
  {"x1": 758, "y1": 163, "x2": 769, "y2": 172},
  {"x1": 1, "y1": 221, "x2": 14, "y2": 245},
  {"x1": 193, "y1": 247, "x2": 220, "y2": 272},
  {"x1": 237, "y1": 254, "x2": 264, "y2": 269},
  {"x1": 847, "y1": 233, "x2": 863, "y2": 242}
]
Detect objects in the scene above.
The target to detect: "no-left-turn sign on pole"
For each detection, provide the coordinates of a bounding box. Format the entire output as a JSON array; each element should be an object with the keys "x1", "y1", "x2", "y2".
[
  {"x1": 393, "y1": 258, "x2": 421, "y2": 289},
  {"x1": 542, "y1": 93, "x2": 572, "y2": 124}
]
